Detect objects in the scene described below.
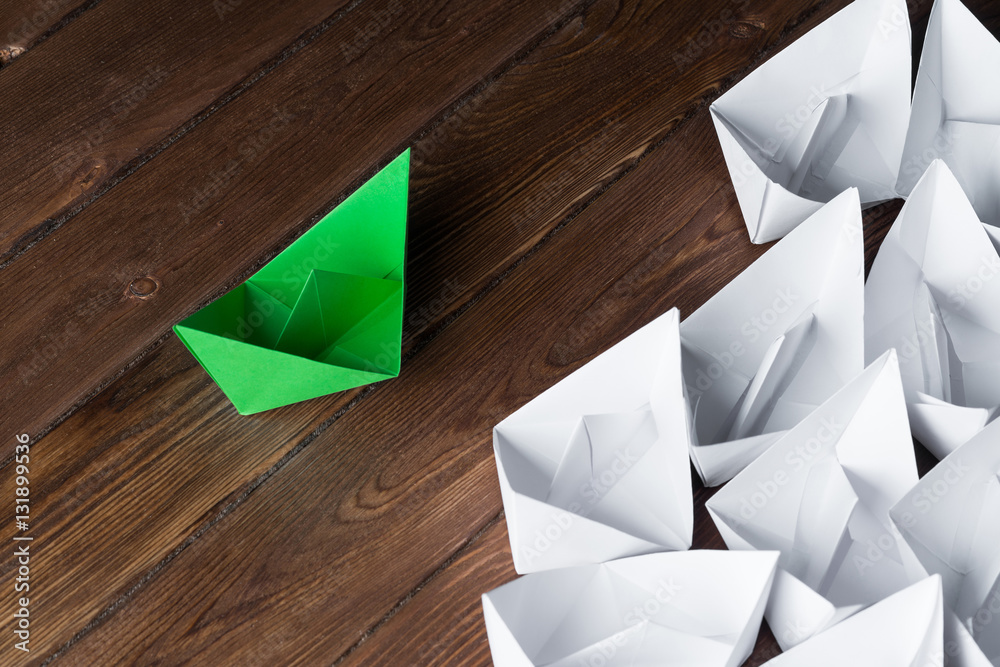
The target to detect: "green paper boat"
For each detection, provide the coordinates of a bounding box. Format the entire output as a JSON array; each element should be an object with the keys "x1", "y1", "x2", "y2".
[{"x1": 174, "y1": 150, "x2": 409, "y2": 414}]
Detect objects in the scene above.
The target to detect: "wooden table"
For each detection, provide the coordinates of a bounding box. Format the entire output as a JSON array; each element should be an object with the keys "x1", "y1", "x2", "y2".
[{"x1": 0, "y1": 0, "x2": 987, "y2": 664}]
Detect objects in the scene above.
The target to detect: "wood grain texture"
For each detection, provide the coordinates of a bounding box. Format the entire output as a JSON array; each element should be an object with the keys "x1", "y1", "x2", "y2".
[
  {"x1": 0, "y1": 0, "x2": 846, "y2": 662},
  {"x1": 56, "y1": 104, "x2": 796, "y2": 666},
  {"x1": 330, "y1": 22, "x2": 963, "y2": 662},
  {"x1": 0, "y1": 0, "x2": 91, "y2": 64},
  {"x1": 0, "y1": 0, "x2": 594, "y2": 662},
  {"x1": 0, "y1": 3, "x2": 596, "y2": 656},
  {"x1": 0, "y1": 0, "x2": 358, "y2": 260},
  {"x1": 2, "y1": 0, "x2": 996, "y2": 664},
  {"x1": 0, "y1": 4, "x2": 836, "y2": 652},
  {"x1": 0, "y1": 0, "x2": 590, "y2": 450},
  {"x1": 0, "y1": 0, "x2": 824, "y2": 452},
  {"x1": 340, "y1": 516, "x2": 515, "y2": 667},
  {"x1": 338, "y1": 513, "x2": 787, "y2": 667},
  {"x1": 344, "y1": 185, "x2": 943, "y2": 667}
]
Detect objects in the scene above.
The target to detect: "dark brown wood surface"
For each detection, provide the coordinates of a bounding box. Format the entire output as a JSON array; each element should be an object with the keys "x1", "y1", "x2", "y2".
[
  {"x1": 0, "y1": 0, "x2": 90, "y2": 64},
  {"x1": 0, "y1": 0, "x2": 993, "y2": 664}
]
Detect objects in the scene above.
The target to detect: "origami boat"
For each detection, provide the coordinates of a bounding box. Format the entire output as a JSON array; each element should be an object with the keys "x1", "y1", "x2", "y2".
[{"x1": 175, "y1": 150, "x2": 409, "y2": 414}]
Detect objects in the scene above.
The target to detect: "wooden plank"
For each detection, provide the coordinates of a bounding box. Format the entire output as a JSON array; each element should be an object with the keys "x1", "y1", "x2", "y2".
[
  {"x1": 0, "y1": 0, "x2": 589, "y2": 448},
  {"x1": 3, "y1": 0, "x2": 871, "y2": 662},
  {"x1": 336, "y1": 415, "x2": 940, "y2": 664},
  {"x1": 0, "y1": 0, "x2": 831, "y2": 452},
  {"x1": 337, "y1": 514, "x2": 788, "y2": 666},
  {"x1": 15, "y1": 0, "x2": 984, "y2": 664},
  {"x1": 333, "y1": 172, "x2": 939, "y2": 667},
  {"x1": 61, "y1": 102, "x2": 930, "y2": 662},
  {"x1": 0, "y1": 0, "x2": 591, "y2": 660},
  {"x1": 0, "y1": 0, "x2": 359, "y2": 261},
  {"x1": 0, "y1": 0, "x2": 91, "y2": 65},
  {"x1": 0, "y1": 0, "x2": 842, "y2": 660},
  {"x1": 55, "y1": 100, "x2": 819, "y2": 665},
  {"x1": 58, "y1": 0, "x2": 972, "y2": 632},
  {"x1": 341, "y1": 516, "x2": 513, "y2": 667},
  {"x1": 331, "y1": 204, "x2": 942, "y2": 665}
]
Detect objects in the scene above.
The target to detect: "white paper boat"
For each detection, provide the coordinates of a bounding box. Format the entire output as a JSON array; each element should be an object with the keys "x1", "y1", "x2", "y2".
[
  {"x1": 482, "y1": 550, "x2": 779, "y2": 667},
  {"x1": 866, "y1": 160, "x2": 1000, "y2": 458},
  {"x1": 494, "y1": 309, "x2": 693, "y2": 573},
  {"x1": 762, "y1": 576, "x2": 944, "y2": 666},
  {"x1": 890, "y1": 418, "x2": 1000, "y2": 665},
  {"x1": 896, "y1": 0, "x2": 1000, "y2": 228},
  {"x1": 707, "y1": 351, "x2": 925, "y2": 649},
  {"x1": 682, "y1": 188, "x2": 864, "y2": 486},
  {"x1": 711, "y1": 0, "x2": 911, "y2": 242}
]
